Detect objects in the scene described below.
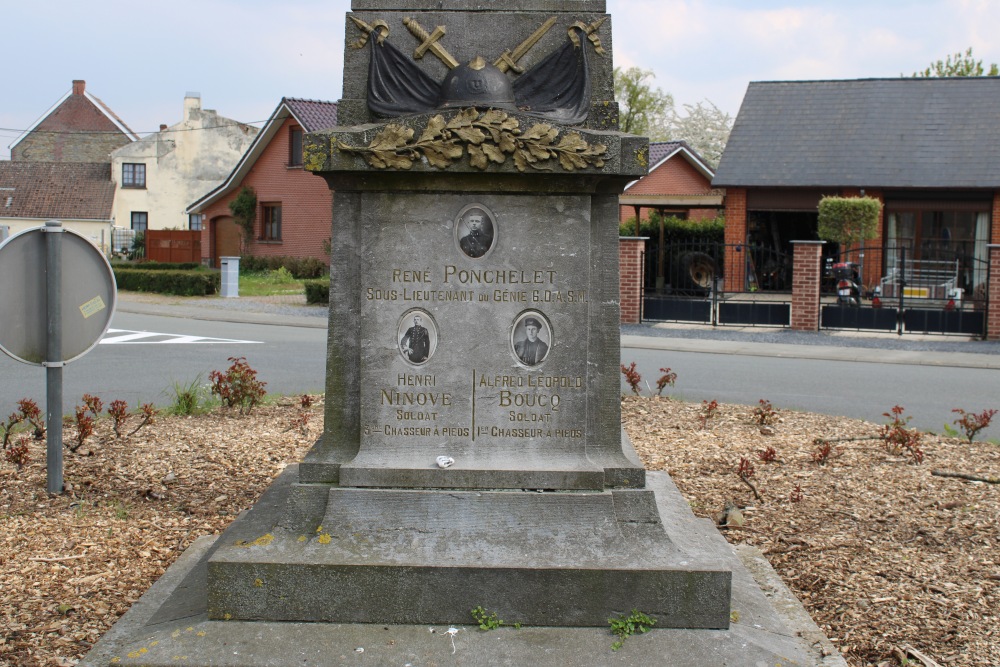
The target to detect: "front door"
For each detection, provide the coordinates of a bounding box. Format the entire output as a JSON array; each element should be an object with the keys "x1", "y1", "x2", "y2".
[{"x1": 212, "y1": 216, "x2": 242, "y2": 268}]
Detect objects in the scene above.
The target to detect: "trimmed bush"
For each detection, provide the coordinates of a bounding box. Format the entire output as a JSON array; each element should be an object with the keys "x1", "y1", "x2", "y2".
[
  {"x1": 817, "y1": 196, "x2": 881, "y2": 247},
  {"x1": 240, "y1": 255, "x2": 328, "y2": 279},
  {"x1": 620, "y1": 213, "x2": 725, "y2": 242},
  {"x1": 111, "y1": 260, "x2": 202, "y2": 272},
  {"x1": 304, "y1": 280, "x2": 329, "y2": 304},
  {"x1": 113, "y1": 268, "x2": 220, "y2": 296}
]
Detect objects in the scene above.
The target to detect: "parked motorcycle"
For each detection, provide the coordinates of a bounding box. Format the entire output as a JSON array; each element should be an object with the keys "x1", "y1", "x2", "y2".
[{"x1": 831, "y1": 262, "x2": 861, "y2": 306}]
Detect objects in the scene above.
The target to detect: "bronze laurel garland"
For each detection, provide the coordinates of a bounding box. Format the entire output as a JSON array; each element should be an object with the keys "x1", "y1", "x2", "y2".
[{"x1": 335, "y1": 109, "x2": 607, "y2": 172}]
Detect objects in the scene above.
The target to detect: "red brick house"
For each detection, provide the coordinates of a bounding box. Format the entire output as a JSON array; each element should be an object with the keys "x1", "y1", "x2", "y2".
[
  {"x1": 187, "y1": 98, "x2": 338, "y2": 268},
  {"x1": 618, "y1": 141, "x2": 722, "y2": 231},
  {"x1": 8, "y1": 80, "x2": 138, "y2": 163}
]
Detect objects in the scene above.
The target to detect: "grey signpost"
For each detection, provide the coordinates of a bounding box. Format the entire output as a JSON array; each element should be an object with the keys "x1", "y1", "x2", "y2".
[{"x1": 0, "y1": 221, "x2": 117, "y2": 494}]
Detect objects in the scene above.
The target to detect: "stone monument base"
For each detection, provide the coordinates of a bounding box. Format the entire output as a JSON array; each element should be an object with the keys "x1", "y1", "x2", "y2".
[
  {"x1": 205, "y1": 480, "x2": 730, "y2": 628},
  {"x1": 80, "y1": 467, "x2": 844, "y2": 667}
]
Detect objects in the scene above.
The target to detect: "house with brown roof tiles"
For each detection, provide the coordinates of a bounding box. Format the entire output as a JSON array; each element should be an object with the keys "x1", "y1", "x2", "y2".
[
  {"x1": 187, "y1": 97, "x2": 338, "y2": 268},
  {"x1": 8, "y1": 80, "x2": 138, "y2": 163},
  {"x1": 0, "y1": 162, "x2": 115, "y2": 248}
]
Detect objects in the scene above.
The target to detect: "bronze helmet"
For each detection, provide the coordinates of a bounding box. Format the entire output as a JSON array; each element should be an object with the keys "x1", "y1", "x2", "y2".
[{"x1": 438, "y1": 56, "x2": 516, "y2": 109}]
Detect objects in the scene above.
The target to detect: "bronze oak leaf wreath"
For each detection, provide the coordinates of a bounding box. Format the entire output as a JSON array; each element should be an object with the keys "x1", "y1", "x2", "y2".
[{"x1": 335, "y1": 108, "x2": 607, "y2": 172}]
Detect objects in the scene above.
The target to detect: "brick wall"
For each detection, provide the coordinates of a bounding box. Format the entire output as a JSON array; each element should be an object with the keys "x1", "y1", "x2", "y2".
[
  {"x1": 988, "y1": 245, "x2": 1000, "y2": 340},
  {"x1": 723, "y1": 187, "x2": 747, "y2": 292},
  {"x1": 618, "y1": 156, "x2": 718, "y2": 224},
  {"x1": 199, "y1": 116, "x2": 333, "y2": 265},
  {"x1": 619, "y1": 238, "x2": 646, "y2": 324},
  {"x1": 791, "y1": 241, "x2": 824, "y2": 331},
  {"x1": 993, "y1": 193, "x2": 1000, "y2": 244}
]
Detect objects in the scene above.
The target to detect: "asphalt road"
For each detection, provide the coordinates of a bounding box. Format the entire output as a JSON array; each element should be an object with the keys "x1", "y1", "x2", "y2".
[
  {"x1": 3, "y1": 310, "x2": 998, "y2": 442},
  {"x1": 0, "y1": 312, "x2": 328, "y2": 416}
]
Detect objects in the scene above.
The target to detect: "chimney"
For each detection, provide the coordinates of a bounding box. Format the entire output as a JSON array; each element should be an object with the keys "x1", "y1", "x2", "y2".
[
  {"x1": 72, "y1": 80, "x2": 86, "y2": 95},
  {"x1": 184, "y1": 92, "x2": 201, "y2": 121},
  {"x1": 160, "y1": 124, "x2": 168, "y2": 132}
]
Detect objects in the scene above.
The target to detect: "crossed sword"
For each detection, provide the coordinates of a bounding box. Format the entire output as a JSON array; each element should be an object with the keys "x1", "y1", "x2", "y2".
[{"x1": 350, "y1": 15, "x2": 605, "y2": 72}]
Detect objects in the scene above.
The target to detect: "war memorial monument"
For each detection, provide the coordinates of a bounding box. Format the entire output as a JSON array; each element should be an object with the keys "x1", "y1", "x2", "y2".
[{"x1": 83, "y1": 1, "x2": 841, "y2": 664}]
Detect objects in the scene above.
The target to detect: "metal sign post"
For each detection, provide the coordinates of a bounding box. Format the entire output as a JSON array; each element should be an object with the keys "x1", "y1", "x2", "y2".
[
  {"x1": 0, "y1": 221, "x2": 116, "y2": 494},
  {"x1": 44, "y1": 221, "x2": 65, "y2": 494}
]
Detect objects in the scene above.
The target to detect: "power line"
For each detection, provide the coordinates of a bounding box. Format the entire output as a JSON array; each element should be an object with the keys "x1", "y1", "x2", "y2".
[{"x1": 0, "y1": 120, "x2": 270, "y2": 138}]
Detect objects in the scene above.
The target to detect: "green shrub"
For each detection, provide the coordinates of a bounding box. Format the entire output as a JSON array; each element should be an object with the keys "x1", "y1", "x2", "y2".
[
  {"x1": 304, "y1": 280, "x2": 329, "y2": 304},
  {"x1": 620, "y1": 213, "x2": 724, "y2": 242},
  {"x1": 111, "y1": 260, "x2": 203, "y2": 271},
  {"x1": 240, "y1": 255, "x2": 328, "y2": 279},
  {"x1": 113, "y1": 268, "x2": 220, "y2": 296},
  {"x1": 817, "y1": 196, "x2": 881, "y2": 247}
]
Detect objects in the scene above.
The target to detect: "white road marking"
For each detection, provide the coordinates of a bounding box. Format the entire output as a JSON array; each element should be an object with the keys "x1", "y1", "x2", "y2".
[{"x1": 100, "y1": 329, "x2": 261, "y2": 345}]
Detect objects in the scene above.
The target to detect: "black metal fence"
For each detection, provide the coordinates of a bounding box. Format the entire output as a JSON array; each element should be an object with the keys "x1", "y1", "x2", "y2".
[
  {"x1": 641, "y1": 241, "x2": 793, "y2": 326},
  {"x1": 820, "y1": 245, "x2": 988, "y2": 336}
]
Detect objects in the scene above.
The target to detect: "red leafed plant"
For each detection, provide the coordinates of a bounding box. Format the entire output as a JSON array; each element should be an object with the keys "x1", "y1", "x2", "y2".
[
  {"x1": 655, "y1": 368, "x2": 677, "y2": 396},
  {"x1": 210, "y1": 356, "x2": 268, "y2": 415},
  {"x1": 879, "y1": 405, "x2": 924, "y2": 464},
  {"x1": 620, "y1": 362, "x2": 642, "y2": 395},
  {"x1": 951, "y1": 408, "x2": 998, "y2": 443}
]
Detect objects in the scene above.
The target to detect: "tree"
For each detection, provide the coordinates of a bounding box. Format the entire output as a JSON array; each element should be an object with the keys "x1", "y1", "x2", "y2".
[
  {"x1": 668, "y1": 101, "x2": 732, "y2": 168},
  {"x1": 228, "y1": 186, "x2": 257, "y2": 255},
  {"x1": 817, "y1": 196, "x2": 882, "y2": 254},
  {"x1": 912, "y1": 47, "x2": 999, "y2": 77},
  {"x1": 614, "y1": 67, "x2": 673, "y2": 137},
  {"x1": 613, "y1": 67, "x2": 733, "y2": 167}
]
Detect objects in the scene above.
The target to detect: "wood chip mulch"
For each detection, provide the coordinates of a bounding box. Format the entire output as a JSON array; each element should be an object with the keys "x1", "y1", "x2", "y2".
[{"x1": 1, "y1": 396, "x2": 998, "y2": 667}]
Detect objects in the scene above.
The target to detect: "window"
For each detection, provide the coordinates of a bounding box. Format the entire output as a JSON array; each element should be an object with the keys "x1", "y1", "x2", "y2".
[
  {"x1": 189, "y1": 213, "x2": 203, "y2": 231},
  {"x1": 289, "y1": 127, "x2": 303, "y2": 167},
  {"x1": 122, "y1": 163, "x2": 146, "y2": 188},
  {"x1": 131, "y1": 212, "x2": 148, "y2": 232},
  {"x1": 262, "y1": 204, "x2": 281, "y2": 241}
]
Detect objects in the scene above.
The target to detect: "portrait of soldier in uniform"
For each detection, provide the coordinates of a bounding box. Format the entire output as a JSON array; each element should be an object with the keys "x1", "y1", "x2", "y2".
[
  {"x1": 398, "y1": 311, "x2": 436, "y2": 364},
  {"x1": 456, "y1": 206, "x2": 495, "y2": 259},
  {"x1": 512, "y1": 313, "x2": 550, "y2": 366}
]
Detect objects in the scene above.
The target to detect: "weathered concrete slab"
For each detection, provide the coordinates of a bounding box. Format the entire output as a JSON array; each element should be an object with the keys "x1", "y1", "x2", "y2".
[
  {"x1": 80, "y1": 469, "x2": 845, "y2": 667},
  {"x1": 205, "y1": 467, "x2": 731, "y2": 627}
]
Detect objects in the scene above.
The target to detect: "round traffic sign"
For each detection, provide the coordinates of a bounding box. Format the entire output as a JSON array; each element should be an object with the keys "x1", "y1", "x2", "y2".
[{"x1": 0, "y1": 225, "x2": 117, "y2": 365}]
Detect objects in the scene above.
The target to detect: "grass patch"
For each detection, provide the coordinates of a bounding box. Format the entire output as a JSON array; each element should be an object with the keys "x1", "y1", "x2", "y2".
[{"x1": 237, "y1": 268, "x2": 307, "y2": 297}]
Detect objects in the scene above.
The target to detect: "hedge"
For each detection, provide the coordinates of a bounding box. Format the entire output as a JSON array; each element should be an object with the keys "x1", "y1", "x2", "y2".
[
  {"x1": 620, "y1": 214, "x2": 725, "y2": 242},
  {"x1": 111, "y1": 260, "x2": 202, "y2": 272},
  {"x1": 304, "y1": 280, "x2": 329, "y2": 304},
  {"x1": 113, "y1": 268, "x2": 220, "y2": 296},
  {"x1": 240, "y1": 255, "x2": 328, "y2": 279}
]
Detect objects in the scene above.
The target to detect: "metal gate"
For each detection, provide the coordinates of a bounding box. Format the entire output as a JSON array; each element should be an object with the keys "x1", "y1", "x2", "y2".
[
  {"x1": 820, "y1": 245, "x2": 988, "y2": 336},
  {"x1": 642, "y1": 242, "x2": 792, "y2": 327}
]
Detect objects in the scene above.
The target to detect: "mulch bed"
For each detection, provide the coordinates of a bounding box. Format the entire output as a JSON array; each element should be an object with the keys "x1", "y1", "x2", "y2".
[{"x1": 1, "y1": 396, "x2": 998, "y2": 666}]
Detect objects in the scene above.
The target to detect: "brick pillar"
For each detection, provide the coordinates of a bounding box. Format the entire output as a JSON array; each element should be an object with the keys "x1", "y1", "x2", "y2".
[
  {"x1": 791, "y1": 241, "x2": 824, "y2": 331},
  {"x1": 619, "y1": 237, "x2": 647, "y2": 324},
  {"x1": 992, "y1": 193, "x2": 1000, "y2": 244},
  {"x1": 988, "y1": 245, "x2": 1000, "y2": 340},
  {"x1": 723, "y1": 188, "x2": 746, "y2": 292}
]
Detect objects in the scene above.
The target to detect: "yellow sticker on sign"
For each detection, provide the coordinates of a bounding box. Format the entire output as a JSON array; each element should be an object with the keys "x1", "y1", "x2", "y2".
[{"x1": 79, "y1": 295, "x2": 107, "y2": 319}]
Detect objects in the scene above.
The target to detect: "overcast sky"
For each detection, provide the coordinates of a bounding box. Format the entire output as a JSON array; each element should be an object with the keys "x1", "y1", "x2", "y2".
[{"x1": 4, "y1": 0, "x2": 1000, "y2": 159}]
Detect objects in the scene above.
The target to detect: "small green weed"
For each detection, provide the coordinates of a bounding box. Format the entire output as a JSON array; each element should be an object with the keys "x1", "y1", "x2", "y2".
[
  {"x1": 113, "y1": 501, "x2": 130, "y2": 520},
  {"x1": 609, "y1": 609, "x2": 656, "y2": 651},
  {"x1": 168, "y1": 375, "x2": 210, "y2": 415},
  {"x1": 470, "y1": 606, "x2": 519, "y2": 631}
]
